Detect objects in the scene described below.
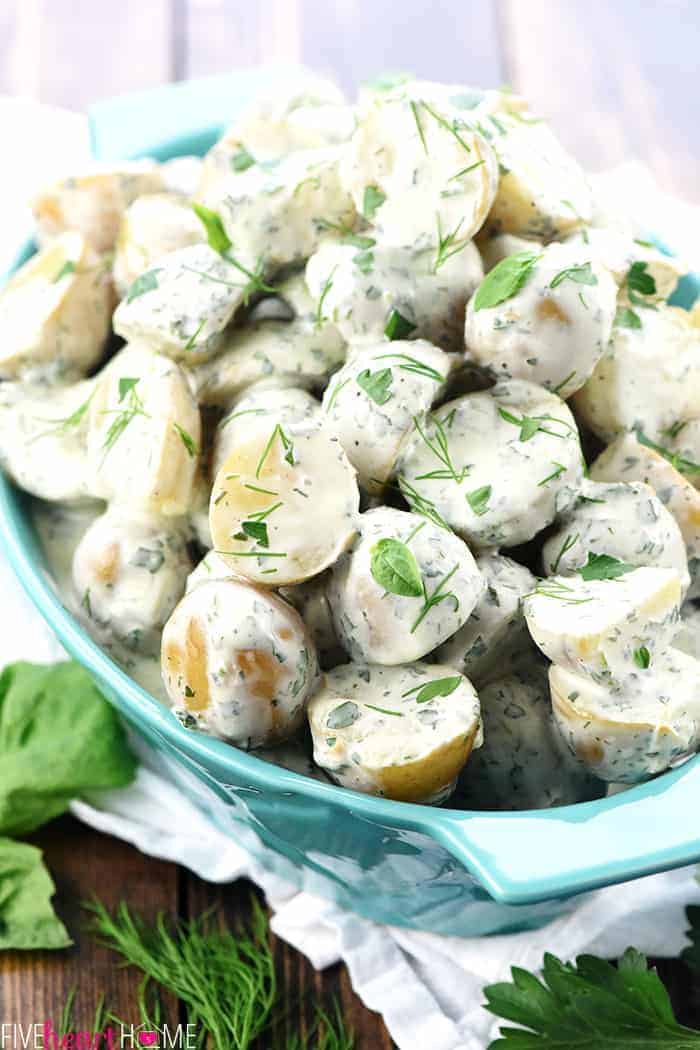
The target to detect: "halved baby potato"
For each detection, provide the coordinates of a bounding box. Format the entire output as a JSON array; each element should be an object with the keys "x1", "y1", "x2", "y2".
[
  {"x1": 308, "y1": 661, "x2": 481, "y2": 803},
  {"x1": 209, "y1": 420, "x2": 359, "y2": 586},
  {"x1": 87, "y1": 345, "x2": 201, "y2": 516},
  {"x1": 161, "y1": 576, "x2": 319, "y2": 747},
  {"x1": 0, "y1": 232, "x2": 112, "y2": 382},
  {"x1": 464, "y1": 241, "x2": 617, "y2": 398},
  {"x1": 525, "y1": 566, "x2": 682, "y2": 684},
  {"x1": 321, "y1": 340, "x2": 451, "y2": 490},
  {"x1": 113, "y1": 193, "x2": 204, "y2": 297},
  {"x1": 328, "y1": 506, "x2": 484, "y2": 664},
  {"x1": 32, "y1": 162, "x2": 164, "y2": 252},
  {"x1": 549, "y1": 649, "x2": 700, "y2": 783},
  {"x1": 73, "y1": 508, "x2": 193, "y2": 655}
]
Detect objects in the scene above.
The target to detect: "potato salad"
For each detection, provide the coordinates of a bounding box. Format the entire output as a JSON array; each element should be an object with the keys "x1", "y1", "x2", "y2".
[{"x1": 3, "y1": 70, "x2": 699, "y2": 811}]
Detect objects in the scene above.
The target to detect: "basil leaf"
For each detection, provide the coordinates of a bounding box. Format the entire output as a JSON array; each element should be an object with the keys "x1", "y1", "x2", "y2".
[
  {"x1": 404, "y1": 676, "x2": 462, "y2": 704},
  {"x1": 363, "y1": 185, "x2": 386, "y2": 220},
  {"x1": 615, "y1": 306, "x2": 642, "y2": 330},
  {"x1": 0, "y1": 662, "x2": 136, "y2": 837},
  {"x1": 577, "y1": 553, "x2": 635, "y2": 582},
  {"x1": 384, "y1": 308, "x2": 417, "y2": 341},
  {"x1": 466, "y1": 484, "x2": 492, "y2": 516},
  {"x1": 634, "y1": 646, "x2": 651, "y2": 669},
  {"x1": 192, "y1": 202, "x2": 233, "y2": 255},
  {"x1": 327, "y1": 701, "x2": 360, "y2": 729},
  {"x1": 473, "y1": 251, "x2": 541, "y2": 311},
  {"x1": 357, "y1": 367, "x2": 393, "y2": 405},
  {"x1": 0, "y1": 838, "x2": 71, "y2": 950},
  {"x1": 370, "y1": 538, "x2": 423, "y2": 597},
  {"x1": 549, "y1": 262, "x2": 598, "y2": 289},
  {"x1": 231, "y1": 147, "x2": 255, "y2": 172},
  {"x1": 125, "y1": 268, "x2": 162, "y2": 303}
]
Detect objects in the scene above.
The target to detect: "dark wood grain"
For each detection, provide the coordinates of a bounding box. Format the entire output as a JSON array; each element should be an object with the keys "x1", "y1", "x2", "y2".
[{"x1": 498, "y1": 0, "x2": 700, "y2": 202}]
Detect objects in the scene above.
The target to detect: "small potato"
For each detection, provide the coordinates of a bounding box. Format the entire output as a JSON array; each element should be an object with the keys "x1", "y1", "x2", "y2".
[
  {"x1": 73, "y1": 508, "x2": 193, "y2": 654},
  {"x1": 542, "y1": 480, "x2": 690, "y2": 593},
  {"x1": 280, "y1": 573, "x2": 343, "y2": 667},
  {"x1": 565, "y1": 229, "x2": 685, "y2": 305},
  {"x1": 305, "y1": 238, "x2": 483, "y2": 352},
  {"x1": 113, "y1": 193, "x2": 204, "y2": 297},
  {"x1": 308, "y1": 661, "x2": 481, "y2": 803},
  {"x1": 573, "y1": 305, "x2": 700, "y2": 444},
  {"x1": 113, "y1": 244, "x2": 248, "y2": 361},
  {"x1": 549, "y1": 649, "x2": 700, "y2": 783},
  {"x1": 434, "y1": 552, "x2": 536, "y2": 686},
  {"x1": 321, "y1": 340, "x2": 451, "y2": 490},
  {"x1": 189, "y1": 469, "x2": 214, "y2": 550},
  {"x1": 161, "y1": 576, "x2": 319, "y2": 747},
  {"x1": 453, "y1": 666, "x2": 602, "y2": 810},
  {"x1": 342, "y1": 88, "x2": 498, "y2": 249},
  {"x1": 0, "y1": 232, "x2": 112, "y2": 382},
  {"x1": 0, "y1": 378, "x2": 95, "y2": 502},
  {"x1": 209, "y1": 420, "x2": 359, "y2": 586},
  {"x1": 213, "y1": 384, "x2": 320, "y2": 479},
  {"x1": 188, "y1": 273, "x2": 346, "y2": 407},
  {"x1": 464, "y1": 242, "x2": 617, "y2": 398},
  {"x1": 87, "y1": 345, "x2": 201, "y2": 516},
  {"x1": 197, "y1": 147, "x2": 355, "y2": 273},
  {"x1": 483, "y1": 117, "x2": 593, "y2": 240},
  {"x1": 476, "y1": 231, "x2": 541, "y2": 273},
  {"x1": 32, "y1": 162, "x2": 164, "y2": 252},
  {"x1": 328, "y1": 506, "x2": 484, "y2": 664},
  {"x1": 525, "y1": 567, "x2": 682, "y2": 685},
  {"x1": 185, "y1": 550, "x2": 235, "y2": 592},
  {"x1": 397, "y1": 379, "x2": 584, "y2": 547},
  {"x1": 590, "y1": 432, "x2": 700, "y2": 599}
]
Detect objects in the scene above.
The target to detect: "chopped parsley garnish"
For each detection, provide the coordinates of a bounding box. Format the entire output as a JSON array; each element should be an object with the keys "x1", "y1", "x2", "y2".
[
  {"x1": 326, "y1": 701, "x2": 359, "y2": 729},
  {"x1": 357, "y1": 366, "x2": 393, "y2": 405},
  {"x1": 384, "y1": 308, "x2": 416, "y2": 341},
  {"x1": 634, "y1": 646, "x2": 651, "y2": 669},
  {"x1": 125, "y1": 268, "x2": 162, "y2": 303},
  {"x1": 614, "y1": 306, "x2": 642, "y2": 330},
  {"x1": 549, "y1": 261, "x2": 598, "y2": 289},
  {"x1": 473, "y1": 251, "x2": 541, "y2": 311},
  {"x1": 353, "y1": 249, "x2": 374, "y2": 274},
  {"x1": 626, "y1": 260, "x2": 657, "y2": 305},
  {"x1": 498, "y1": 406, "x2": 574, "y2": 442},
  {"x1": 362, "y1": 185, "x2": 386, "y2": 220},
  {"x1": 191, "y1": 203, "x2": 276, "y2": 303},
  {"x1": 466, "y1": 484, "x2": 491, "y2": 516},
  {"x1": 577, "y1": 552, "x2": 635, "y2": 581},
  {"x1": 403, "y1": 676, "x2": 462, "y2": 703},
  {"x1": 238, "y1": 520, "x2": 270, "y2": 548}
]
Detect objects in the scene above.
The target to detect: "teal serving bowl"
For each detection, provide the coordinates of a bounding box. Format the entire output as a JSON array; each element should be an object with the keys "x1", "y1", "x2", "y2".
[{"x1": 2, "y1": 70, "x2": 700, "y2": 937}]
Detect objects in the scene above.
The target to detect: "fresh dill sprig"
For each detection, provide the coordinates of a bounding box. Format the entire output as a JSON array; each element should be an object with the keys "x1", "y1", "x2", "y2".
[
  {"x1": 433, "y1": 214, "x2": 469, "y2": 273},
  {"x1": 373, "y1": 352, "x2": 445, "y2": 383},
  {"x1": 256, "y1": 424, "x2": 296, "y2": 478},
  {"x1": 412, "y1": 414, "x2": 469, "y2": 483},
  {"x1": 101, "y1": 377, "x2": 150, "y2": 461},
  {"x1": 410, "y1": 563, "x2": 460, "y2": 632},
  {"x1": 396, "y1": 476, "x2": 452, "y2": 531},
  {"x1": 315, "y1": 267, "x2": 338, "y2": 329},
  {"x1": 31, "y1": 390, "x2": 94, "y2": 443}
]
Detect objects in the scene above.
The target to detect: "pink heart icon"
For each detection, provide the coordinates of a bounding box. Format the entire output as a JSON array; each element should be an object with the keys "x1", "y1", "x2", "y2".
[{"x1": 138, "y1": 1034, "x2": 158, "y2": 1047}]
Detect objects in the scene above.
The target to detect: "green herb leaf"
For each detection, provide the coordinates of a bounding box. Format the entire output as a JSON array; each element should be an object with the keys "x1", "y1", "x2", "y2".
[
  {"x1": 363, "y1": 703, "x2": 404, "y2": 717},
  {"x1": 626, "y1": 260, "x2": 657, "y2": 302},
  {"x1": 353, "y1": 249, "x2": 375, "y2": 274},
  {"x1": 466, "y1": 485, "x2": 491, "y2": 516},
  {"x1": 362, "y1": 185, "x2": 386, "y2": 220},
  {"x1": 577, "y1": 553, "x2": 635, "y2": 582},
  {"x1": 484, "y1": 947, "x2": 699, "y2": 1048},
  {"x1": 357, "y1": 366, "x2": 393, "y2": 405},
  {"x1": 473, "y1": 251, "x2": 541, "y2": 311},
  {"x1": 231, "y1": 146, "x2": 255, "y2": 172},
  {"x1": 327, "y1": 701, "x2": 360, "y2": 730},
  {"x1": 363, "y1": 71, "x2": 412, "y2": 92},
  {"x1": 0, "y1": 838, "x2": 71, "y2": 950},
  {"x1": 125, "y1": 268, "x2": 162, "y2": 303},
  {"x1": 192, "y1": 202, "x2": 233, "y2": 255},
  {"x1": 636, "y1": 430, "x2": 700, "y2": 477},
  {"x1": 549, "y1": 261, "x2": 598, "y2": 289},
  {"x1": 118, "y1": 376, "x2": 139, "y2": 401},
  {"x1": 315, "y1": 266, "x2": 337, "y2": 329},
  {"x1": 614, "y1": 306, "x2": 642, "y2": 329},
  {"x1": 370, "y1": 538, "x2": 423, "y2": 597},
  {"x1": 242, "y1": 520, "x2": 269, "y2": 547},
  {"x1": 173, "y1": 422, "x2": 199, "y2": 457},
  {"x1": 0, "y1": 662, "x2": 136, "y2": 837},
  {"x1": 448, "y1": 90, "x2": 484, "y2": 110},
  {"x1": 52, "y1": 259, "x2": 76, "y2": 283},
  {"x1": 634, "y1": 646, "x2": 651, "y2": 669},
  {"x1": 433, "y1": 215, "x2": 469, "y2": 272},
  {"x1": 384, "y1": 308, "x2": 417, "y2": 341},
  {"x1": 373, "y1": 352, "x2": 444, "y2": 383},
  {"x1": 403, "y1": 676, "x2": 462, "y2": 704}
]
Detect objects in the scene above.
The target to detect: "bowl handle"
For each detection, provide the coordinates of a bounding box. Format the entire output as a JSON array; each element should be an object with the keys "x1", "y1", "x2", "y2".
[
  {"x1": 87, "y1": 64, "x2": 310, "y2": 161},
  {"x1": 429, "y1": 756, "x2": 700, "y2": 905}
]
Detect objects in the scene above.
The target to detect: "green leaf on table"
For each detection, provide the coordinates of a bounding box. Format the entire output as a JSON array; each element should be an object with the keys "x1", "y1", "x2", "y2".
[
  {"x1": 0, "y1": 661, "x2": 137, "y2": 837},
  {"x1": 576, "y1": 552, "x2": 635, "y2": 582},
  {"x1": 473, "y1": 251, "x2": 541, "y2": 311},
  {"x1": 0, "y1": 837, "x2": 71, "y2": 950},
  {"x1": 370, "y1": 538, "x2": 423, "y2": 597},
  {"x1": 484, "y1": 947, "x2": 700, "y2": 1048}
]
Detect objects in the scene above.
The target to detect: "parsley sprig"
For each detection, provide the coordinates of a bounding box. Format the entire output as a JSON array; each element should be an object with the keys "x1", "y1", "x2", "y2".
[{"x1": 192, "y1": 203, "x2": 276, "y2": 305}]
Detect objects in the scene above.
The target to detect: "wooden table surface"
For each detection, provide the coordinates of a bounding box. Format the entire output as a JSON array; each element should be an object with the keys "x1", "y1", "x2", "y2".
[{"x1": 1, "y1": 0, "x2": 699, "y2": 1045}]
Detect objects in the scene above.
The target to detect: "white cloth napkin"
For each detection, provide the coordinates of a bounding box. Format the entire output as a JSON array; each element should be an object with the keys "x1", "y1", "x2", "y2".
[{"x1": 2, "y1": 97, "x2": 700, "y2": 1050}]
